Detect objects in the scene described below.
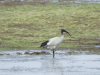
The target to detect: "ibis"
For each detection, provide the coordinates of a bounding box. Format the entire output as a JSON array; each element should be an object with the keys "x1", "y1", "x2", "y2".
[{"x1": 40, "y1": 29, "x2": 71, "y2": 58}]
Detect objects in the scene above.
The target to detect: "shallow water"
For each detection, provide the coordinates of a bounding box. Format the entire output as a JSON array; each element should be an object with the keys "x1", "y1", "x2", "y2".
[{"x1": 0, "y1": 50, "x2": 100, "y2": 75}]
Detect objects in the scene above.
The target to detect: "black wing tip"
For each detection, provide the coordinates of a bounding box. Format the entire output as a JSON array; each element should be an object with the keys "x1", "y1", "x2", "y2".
[{"x1": 40, "y1": 41, "x2": 49, "y2": 48}]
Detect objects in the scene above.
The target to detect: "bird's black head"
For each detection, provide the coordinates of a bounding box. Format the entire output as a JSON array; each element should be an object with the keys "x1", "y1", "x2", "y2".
[{"x1": 61, "y1": 29, "x2": 71, "y2": 36}]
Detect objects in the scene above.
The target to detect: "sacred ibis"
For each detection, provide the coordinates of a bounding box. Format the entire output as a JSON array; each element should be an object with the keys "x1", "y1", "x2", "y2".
[{"x1": 40, "y1": 29, "x2": 71, "y2": 58}]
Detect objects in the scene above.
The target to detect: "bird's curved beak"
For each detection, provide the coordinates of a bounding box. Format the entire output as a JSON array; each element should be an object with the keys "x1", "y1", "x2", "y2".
[
  {"x1": 61, "y1": 29, "x2": 71, "y2": 36},
  {"x1": 65, "y1": 31, "x2": 71, "y2": 36}
]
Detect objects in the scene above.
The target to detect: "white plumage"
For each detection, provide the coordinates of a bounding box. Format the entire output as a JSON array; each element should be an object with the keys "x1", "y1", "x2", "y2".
[
  {"x1": 40, "y1": 29, "x2": 71, "y2": 58},
  {"x1": 47, "y1": 35, "x2": 64, "y2": 49}
]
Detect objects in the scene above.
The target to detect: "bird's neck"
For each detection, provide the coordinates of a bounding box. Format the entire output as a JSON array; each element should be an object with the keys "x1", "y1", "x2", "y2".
[{"x1": 61, "y1": 34, "x2": 64, "y2": 39}]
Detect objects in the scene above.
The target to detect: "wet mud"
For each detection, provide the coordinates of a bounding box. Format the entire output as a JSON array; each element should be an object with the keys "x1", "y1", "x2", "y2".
[
  {"x1": 0, "y1": 1, "x2": 46, "y2": 6},
  {"x1": 24, "y1": 51, "x2": 50, "y2": 55},
  {"x1": 0, "y1": 48, "x2": 100, "y2": 56}
]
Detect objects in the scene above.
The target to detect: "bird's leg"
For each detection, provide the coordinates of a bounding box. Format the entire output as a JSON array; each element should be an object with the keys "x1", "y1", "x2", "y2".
[{"x1": 53, "y1": 49, "x2": 55, "y2": 58}]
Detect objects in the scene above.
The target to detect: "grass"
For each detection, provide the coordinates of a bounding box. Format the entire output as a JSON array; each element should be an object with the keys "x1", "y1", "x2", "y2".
[{"x1": 0, "y1": 3, "x2": 100, "y2": 50}]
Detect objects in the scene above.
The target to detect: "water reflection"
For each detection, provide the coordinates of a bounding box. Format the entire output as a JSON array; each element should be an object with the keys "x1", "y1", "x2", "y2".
[{"x1": 46, "y1": 59, "x2": 63, "y2": 75}]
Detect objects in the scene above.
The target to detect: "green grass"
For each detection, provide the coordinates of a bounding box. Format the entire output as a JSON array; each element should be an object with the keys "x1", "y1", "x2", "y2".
[{"x1": 0, "y1": 3, "x2": 100, "y2": 50}]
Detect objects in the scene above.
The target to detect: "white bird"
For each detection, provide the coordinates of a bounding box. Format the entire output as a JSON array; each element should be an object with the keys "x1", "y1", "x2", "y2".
[{"x1": 40, "y1": 29, "x2": 71, "y2": 58}]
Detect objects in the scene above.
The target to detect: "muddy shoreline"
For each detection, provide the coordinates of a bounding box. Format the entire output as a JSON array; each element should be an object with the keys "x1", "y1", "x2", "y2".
[{"x1": 0, "y1": 48, "x2": 100, "y2": 56}]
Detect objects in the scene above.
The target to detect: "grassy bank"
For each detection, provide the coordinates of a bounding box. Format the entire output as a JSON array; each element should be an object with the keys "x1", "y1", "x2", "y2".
[{"x1": 0, "y1": 3, "x2": 100, "y2": 50}]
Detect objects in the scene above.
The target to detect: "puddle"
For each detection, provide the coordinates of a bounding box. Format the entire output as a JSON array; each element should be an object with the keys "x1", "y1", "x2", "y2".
[
  {"x1": 0, "y1": 50, "x2": 100, "y2": 75},
  {"x1": 95, "y1": 45, "x2": 100, "y2": 47}
]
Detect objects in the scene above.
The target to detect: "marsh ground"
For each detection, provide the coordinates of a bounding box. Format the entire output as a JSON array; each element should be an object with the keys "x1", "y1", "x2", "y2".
[
  {"x1": 0, "y1": 3, "x2": 100, "y2": 50},
  {"x1": 0, "y1": 2, "x2": 100, "y2": 75}
]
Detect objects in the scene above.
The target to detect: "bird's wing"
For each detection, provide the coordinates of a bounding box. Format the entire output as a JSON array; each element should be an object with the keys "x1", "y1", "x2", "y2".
[
  {"x1": 40, "y1": 41, "x2": 49, "y2": 48},
  {"x1": 47, "y1": 37, "x2": 63, "y2": 46}
]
